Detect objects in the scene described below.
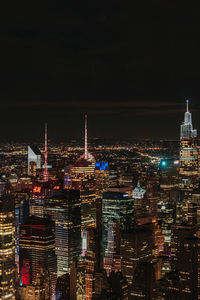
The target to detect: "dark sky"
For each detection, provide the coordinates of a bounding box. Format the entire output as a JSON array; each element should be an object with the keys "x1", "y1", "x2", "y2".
[{"x1": 0, "y1": 0, "x2": 200, "y2": 141}]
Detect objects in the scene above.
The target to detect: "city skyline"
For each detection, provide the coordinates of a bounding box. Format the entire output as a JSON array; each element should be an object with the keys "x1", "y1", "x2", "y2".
[
  {"x1": 0, "y1": 101, "x2": 199, "y2": 142},
  {"x1": 1, "y1": 2, "x2": 200, "y2": 299},
  {"x1": 0, "y1": 82, "x2": 200, "y2": 299}
]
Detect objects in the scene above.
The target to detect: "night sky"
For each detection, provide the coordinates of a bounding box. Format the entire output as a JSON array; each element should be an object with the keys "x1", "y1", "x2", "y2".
[{"x1": 0, "y1": 1, "x2": 200, "y2": 141}]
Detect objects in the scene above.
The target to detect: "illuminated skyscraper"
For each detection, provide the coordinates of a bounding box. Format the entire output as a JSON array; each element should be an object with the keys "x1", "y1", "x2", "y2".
[
  {"x1": 179, "y1": 101, "x2": 199, "y2": 223},
  {"x1": 15, "y1": 192, "x2": 29, "y2": 275},
  {"x1": 19, "y1": 216, "x2": 57, "y2": 299},
  {"x1": 28, "y1": 145, "x2": 41, "y2": 176},
  {"x1": 64, "y1": 114, "x2": 96, "y2": 230},
  {"x1": 180, "y1": 100, "x2": 197, "y2": 139},
  {"x1": 158, "y1": 161, "x2": 179, "y2": 248},
  {"x1": 94, "y1": 162, "x2": 109, "y2": 197},
  {"x1": 0, "y1": 191, "x2": 15, "y2": 300},
  {"x1": 104, "y1": 219, "x2": 121, "y2": 276},
  {"x1": 44, "y1": 189, "x2": 81, "y2": 277},
  {"x1": 179, "y1": 101, "x2": 198, "y2": 190},
  {"x1": 102, "y1": 187, "x2": 134, "y2": 256},
  {"x1": 30, "y1": 185, "x2": 46, "y2": 218},
  {"x1": 132, "y1": 181, "x2": 146, "y2": 215}
]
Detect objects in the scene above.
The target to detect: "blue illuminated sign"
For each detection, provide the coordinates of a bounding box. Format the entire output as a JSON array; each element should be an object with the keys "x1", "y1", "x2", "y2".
[{"x1": 95, "y1": 162, "x2": 108, "y2": 170}]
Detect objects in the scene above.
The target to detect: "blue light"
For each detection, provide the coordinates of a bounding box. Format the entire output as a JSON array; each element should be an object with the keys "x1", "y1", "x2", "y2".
[
  {"x1": 100, "y1": 162, "x2": 108, "y2": 170},
  {"x1": 95, "y1": 162, "x2": 108, "y2": 170},
  {"x1": 65, "y1": 176, "x2": 70, "y2": 185}
]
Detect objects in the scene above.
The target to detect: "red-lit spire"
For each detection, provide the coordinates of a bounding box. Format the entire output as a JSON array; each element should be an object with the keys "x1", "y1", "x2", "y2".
[
  {"x1": 84, "y1": 113, "x2": 88, "y2": 160},
  {"x1": 43, "y1": 123, "x2": 48, "y2": 182}
]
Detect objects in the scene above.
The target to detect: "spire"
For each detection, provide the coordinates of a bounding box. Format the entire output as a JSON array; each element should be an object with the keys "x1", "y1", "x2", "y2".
[
  {"x1": 43, "y1": 123, "x2": 48, "y2": 182},
  {"x1": 186, "y1": 99, "x2": 189, "y2": 112},
  {"x1": 84, "y1": 113, "x2": 88, "y2": 160}
]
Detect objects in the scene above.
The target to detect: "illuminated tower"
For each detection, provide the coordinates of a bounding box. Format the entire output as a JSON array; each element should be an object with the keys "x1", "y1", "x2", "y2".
[
  {"x1": 43, "y1": 123, "x2": 49, "y2": 182},
  {"x1": 64, "y1": 114, "x2": 96, "y2": 230},
  {"x1": 104, "y1": 219, "x2": 120, "y2": 276},
  {"x1": 0, "y1": 191, "x2": 15, "y2": 300},
  {"x1": 180, "y1": 100, "x2": 197, "y2": 139},
  {"x1": 179, "y1": 101, "x2": 199, "y2": 222},
  {"x1": 85, "y1": 113, "x2": 88, "y2": 160},
  {"x1": 132, "y1": 181, "x2": 146, "y2": 215}
]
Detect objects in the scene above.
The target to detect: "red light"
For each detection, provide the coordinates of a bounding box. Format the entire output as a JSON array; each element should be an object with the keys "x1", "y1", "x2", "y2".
[
  {"x1": 22, "y1": 259, "x2": 31, "y2": 285},
  {"x1": 53, "y1": 185, "x2": 60, "y2": 190}
]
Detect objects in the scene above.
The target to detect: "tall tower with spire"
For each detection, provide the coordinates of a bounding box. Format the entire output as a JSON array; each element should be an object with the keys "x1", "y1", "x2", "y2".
[
  {"x1": 180, "y1": 100, "x2": 197, "y2": 139},
  {"x1": 64, "y1": 114, "x2": 96, "y2": 230},
  {"x1": 43, "y1": 123, "x2": 49, "y2": 182},
  {"x1": 179, "y1": 100, "x2": 199, "y2": 222}
]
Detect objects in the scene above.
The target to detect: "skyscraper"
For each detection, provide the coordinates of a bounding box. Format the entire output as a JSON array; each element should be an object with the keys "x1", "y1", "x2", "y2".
[
  {"x1": 179, "y1": 101, "x2": 198, "y2": 190},
  {"x1": 64, "y1": 114, "x2": 96, "y2": 230},
  {"x1": 179, "y1": 101, "x2": 199, "y2": 222},
  {"x1": 169, "y1": 224, "x2": 200, "y2": 299},
  {"x1": 120, "y1": 226, "x2": 153, "y2": 289},
  {"x1": 27, "y1": 145, "x2": 41, "y2": 176},
  {"x1": 102, "y1": 187, "x2": 134, "y2": 256},
  {"x1": 44, "y1": 189, "x2": 81, "y2": 277},
  {"x1": 15, "y1": 192, "x2": 29, "y2": 276},
  {"x1": 19, "y1": 216, "x2": 57, "y2": 298},
  {"x1": 104, "y1": 219, "x2": 120, "y2": 276},
  {"x1": 132, "y1": 181, "x2": 146, "y2": 215},
  {"x1": 0, "y1": 190, "x2": 15, "y2": 300},
  {"x1": 29, "y1": 185, "x2": 46, "y2": 218},
  {"x1": 180, "y1": 100, "x2": 197, "y2": 139}
]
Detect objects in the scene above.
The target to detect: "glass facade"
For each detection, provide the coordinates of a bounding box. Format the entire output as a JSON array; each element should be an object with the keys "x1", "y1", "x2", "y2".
[{"x1": 102, "y1": 191, "x2": 134, "y2": 255}]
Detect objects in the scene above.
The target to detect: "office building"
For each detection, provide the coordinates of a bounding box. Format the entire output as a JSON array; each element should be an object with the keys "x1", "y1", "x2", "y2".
[
  {"x1": 44, "y1": 189, "x2": 81, "y2": 276},
  {"x1": 0, "y1": 191, "x2": 15, "y2": 300},
  {"x1": 19, "y1": 216, "x2": 57, "y2": 299},
  {"x1": 120, "y1": 226, "x2": 153, "y2": 288},
  {"x1": 102, "y1": 187, "x2": 134, "y2": 256}
]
